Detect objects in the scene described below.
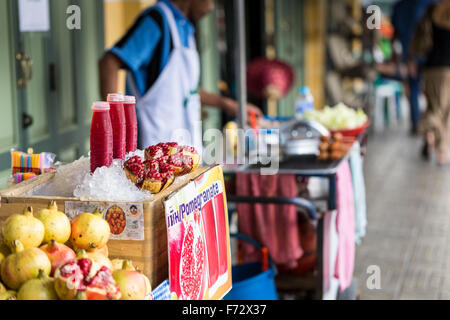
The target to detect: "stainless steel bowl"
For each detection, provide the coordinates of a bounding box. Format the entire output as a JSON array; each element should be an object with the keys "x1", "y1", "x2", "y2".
[{"x1": 280, "y1": 119, "x2": 330, "y2": 156}]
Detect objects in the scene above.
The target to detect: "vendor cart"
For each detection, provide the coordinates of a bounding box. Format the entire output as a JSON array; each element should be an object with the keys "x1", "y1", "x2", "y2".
[{"x1": 223, "y1": 132, "x2": 367, "y2": 300}]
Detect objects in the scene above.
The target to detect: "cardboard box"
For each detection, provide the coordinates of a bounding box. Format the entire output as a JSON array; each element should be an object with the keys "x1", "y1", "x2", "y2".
[{"x1": 0, "y1": 166, "x2": 213, "y2": 288}]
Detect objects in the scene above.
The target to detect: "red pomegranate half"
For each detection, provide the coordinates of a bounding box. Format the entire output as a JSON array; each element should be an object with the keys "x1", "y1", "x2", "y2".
[{"x1": 54, "y1": 258, "x2": 121, "y2": 300}]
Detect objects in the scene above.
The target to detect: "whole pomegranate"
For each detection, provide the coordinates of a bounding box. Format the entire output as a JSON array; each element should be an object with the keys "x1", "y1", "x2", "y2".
[
  {"x1": 35, "y1": 201, "x2": 71, "y2": 244},
  {"x1": 39, "y1": 240, "x2": 76, "y2": 276},
  {"x1": 0, "y1": 240, "x2": 51, "y2": 290},
  {"x1": 70, "y1": 209, "x2": 110, "y2": 250},
  {"x1": 111, "y1": 259, "x2": 135, "y2": 271},
  {"x1": 54, "y1": 258, "x2": 121, "y2": 300},
  {"x1": 113, "y1": 260, "x2": 152, "y2": 300},
  {"x1": 17, "y1": 270, "x2": 58, "y2": 300},
  {"x1": 2, "y1": 206, "x2": 45, "y2": 250},
  {"x1": 72, "y1": 244, "x2": 109, "y2": 256},
  {"x1": 91, "y1": 245, "x2": 109, "y2": 257},
  {"x1": 0, "y1": 290, "x2": 17, "y2": 300},
  {"x1": 80, "y1": 249, "x2": 113, "y2": 270}
]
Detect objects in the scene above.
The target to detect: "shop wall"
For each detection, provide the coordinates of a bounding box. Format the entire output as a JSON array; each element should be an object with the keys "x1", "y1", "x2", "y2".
[{"x1": 0, "y1": 0, "x2": 105, "y2": 190}]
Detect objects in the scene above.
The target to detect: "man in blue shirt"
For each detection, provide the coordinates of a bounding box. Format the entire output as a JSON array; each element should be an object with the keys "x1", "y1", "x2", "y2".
[
  {"x1": 391, "y1": 0, "x2": 439, "y2": 135},
  {"x1": 99, "y1": 0, "x2": 261, "y2": 149}
]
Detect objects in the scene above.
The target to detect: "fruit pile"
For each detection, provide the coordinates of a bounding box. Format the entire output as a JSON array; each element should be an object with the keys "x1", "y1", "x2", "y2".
[
  {"x1": 0, "y1": 202, "x2": 152, "y2": 300},
  {"x1": 124, "y1": 142, "x2": 200, "y2": 194}
]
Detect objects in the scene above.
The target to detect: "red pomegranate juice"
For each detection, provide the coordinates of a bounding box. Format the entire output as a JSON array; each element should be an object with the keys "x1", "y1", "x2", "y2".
[
  {"x1": 90, "y1": 102, "x2": 113, "y2": 173},
  {"x1": 107, "y1": 93, "x2": 126, "y2": 160},
  {"x1": 123, "y1": 95, "x2": 138, "y2": 153}
]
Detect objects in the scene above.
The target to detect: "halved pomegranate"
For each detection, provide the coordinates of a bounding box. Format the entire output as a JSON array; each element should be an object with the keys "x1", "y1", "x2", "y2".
[
  {"x1": 54, "y1": 258, "x2": 121, "y2": 300},
  {"x1": 141, "y1": 167, "x2": 163, "y2": 193},
  {"x1": 124, "y1": 156, "x2": 145, "y2": 184},
  {"x1": 145, "y1": 145, "x2": 164, "y2": 160},
  {"x1": 169, "y1": 153, "x2": 185, "y2": 176},
  {"x1": 144, "y1": 158, "x2": 159, "y2": 173},
  {"x1": 157, "y1": 142, "x2": 179, "y2": 156}
]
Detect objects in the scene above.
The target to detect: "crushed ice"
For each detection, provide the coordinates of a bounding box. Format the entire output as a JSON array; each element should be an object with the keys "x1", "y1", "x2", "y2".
[
  {"x1": 27, "y1": 151, "x2": 152, "y2": 202},
  {"x1": 25, "y1": 150, "x2": 193, "y2": 202},
  {"x1": 74, "y1": 159, "x2": 151, "y2": 202},
  {"x1": 27, "y1": 156, "x2": 91, "y2": 198}
]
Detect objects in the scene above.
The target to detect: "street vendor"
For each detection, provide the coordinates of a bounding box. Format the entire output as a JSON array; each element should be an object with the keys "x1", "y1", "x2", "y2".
[{"x1": 99, "y1": 0, "x2": 261, "y2": 152}]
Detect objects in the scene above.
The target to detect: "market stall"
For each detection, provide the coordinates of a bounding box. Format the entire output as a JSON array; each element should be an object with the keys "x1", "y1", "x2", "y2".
[{"x1": 0, "y1": 94, "x2": 233, "y2": 301}]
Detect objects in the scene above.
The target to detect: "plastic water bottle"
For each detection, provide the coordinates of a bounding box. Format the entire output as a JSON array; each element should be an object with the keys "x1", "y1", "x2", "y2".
[{"x1": 295, "y1": 86, "x2": 315, "y2": 119}]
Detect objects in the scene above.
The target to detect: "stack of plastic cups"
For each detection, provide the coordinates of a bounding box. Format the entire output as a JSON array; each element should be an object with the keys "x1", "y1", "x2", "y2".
[
  {"x1": 123, "y1": 95, "x2": 138, "y2": 153},
  {"x1": 107, "y1": 93, "x2": 127, "y2": 160},
  {"x1": 90, "y1": 101, "x2": 113, "y2": 173}
]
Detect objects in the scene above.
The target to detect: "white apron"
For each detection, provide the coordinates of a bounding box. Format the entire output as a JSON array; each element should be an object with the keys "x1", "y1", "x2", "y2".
[{"x1": 130, "y1": 1, "x2": 202, "y2": 153}]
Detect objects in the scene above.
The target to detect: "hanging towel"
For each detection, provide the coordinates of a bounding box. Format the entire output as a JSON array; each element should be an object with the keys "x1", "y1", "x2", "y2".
[
  {"x1": 349, "y1": 141, "x2": 367, "y2": 245},
  {"x1": 323, "y1": 210, "x2": 340, "y2": 299},
  {"x1": 333, "y1": 160, "x2": 356, "y2": 292},
  {"x1": 236, "y1": 173, "x2": 303, "y2": 269}
]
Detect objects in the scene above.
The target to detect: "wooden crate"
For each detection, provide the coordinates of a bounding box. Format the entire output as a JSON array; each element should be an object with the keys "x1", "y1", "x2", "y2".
[{"x1": 0, "y1": 166, "x2": 212, "y2": 288}]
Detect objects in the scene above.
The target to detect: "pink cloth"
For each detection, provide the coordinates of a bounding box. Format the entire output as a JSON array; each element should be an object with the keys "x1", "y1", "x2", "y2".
[
  {"x1": 333, "y1": 160, "x2": 356, "y2": 292},
  {"x1": 236, "y1": 173, "x2": 303, "y2": 268}
]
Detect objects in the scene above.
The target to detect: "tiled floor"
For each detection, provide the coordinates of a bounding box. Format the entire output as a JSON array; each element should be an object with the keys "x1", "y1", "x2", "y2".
[{"x1": 353, "y1": 126, "x2": 450, "y2": 299}]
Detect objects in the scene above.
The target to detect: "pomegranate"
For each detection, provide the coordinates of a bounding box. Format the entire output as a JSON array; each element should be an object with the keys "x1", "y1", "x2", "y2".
[
  {"x1": 124, "y1": 156, "x2": 145, "y2": 184},
  {"x1": 144, "y1": 158, "x2": 159, "y2": 173},
  {"x1": 73, "y1": 244, "x2": 109, "y2": 257},
  {"x1": 89, "y1": 245, "x2": 109, "y2": 257},
  {"x1": 70, "y1": 209, "x2": 110, "y2": 250},
  {"x1": 179, "y1": 220, "x2": 206, "y2": 300},
  {"x1": 145, "y1": 145, "x2": 164, "y2": 160},
  {"x1": 54, "y1": 258, "x2": 121, "y2": 300},
  {"x1": 156, "y1": 142, "x2": 179, "y2": 156},
  {"x1": 17, "y1": 270, "x2": 58, "y2": 300},
  {"x1": 0, "y1": 240, "x2": 51, "y2": 290},
  {"x1": 181, "y1": 146, "x2": 200, "y2": 171},
  {"x1": 39, "y1": 240, "x2": 76, "y2": 276},
  {"x1": 35, "y1": 201, "x2": 71, "y2": 244},
  {"x1": 113, "y1": 260, "x2": 152, "y2": 300},
  {"x1": 111, "y1": 259, "x2": 135, "y2": 271},
  {"x1": 159, "y1": 161, "x2": 175, "y2": 191},
  {"x1": 82, "y1": 250, "x2": 113, "y2": 270},
  {"x1": 2, "y1": 206, "x2": 45, "y2": 250},
  {"x1": 142, "y1": 165, "x2": 164, "y2": 193},
  {"x1": 169, "y1": 153, "x2": 186, "y2": 176},
  {"x1": 0, "y1": 290, "x2": 16, "y2": 300}
]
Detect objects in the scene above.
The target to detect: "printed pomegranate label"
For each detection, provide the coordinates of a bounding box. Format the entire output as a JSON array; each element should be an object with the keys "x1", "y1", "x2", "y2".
[
  {"x1": 65, "y1": 202, "x2": 144, "y2": 240},
  {"x1": 164, "y1": 166, "x2": 232, "y2": 300}
]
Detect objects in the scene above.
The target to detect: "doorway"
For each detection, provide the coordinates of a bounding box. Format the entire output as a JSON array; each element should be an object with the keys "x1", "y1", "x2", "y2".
[{"x1": 0, "y1": 0, "x2": 105, "y2": 188}]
